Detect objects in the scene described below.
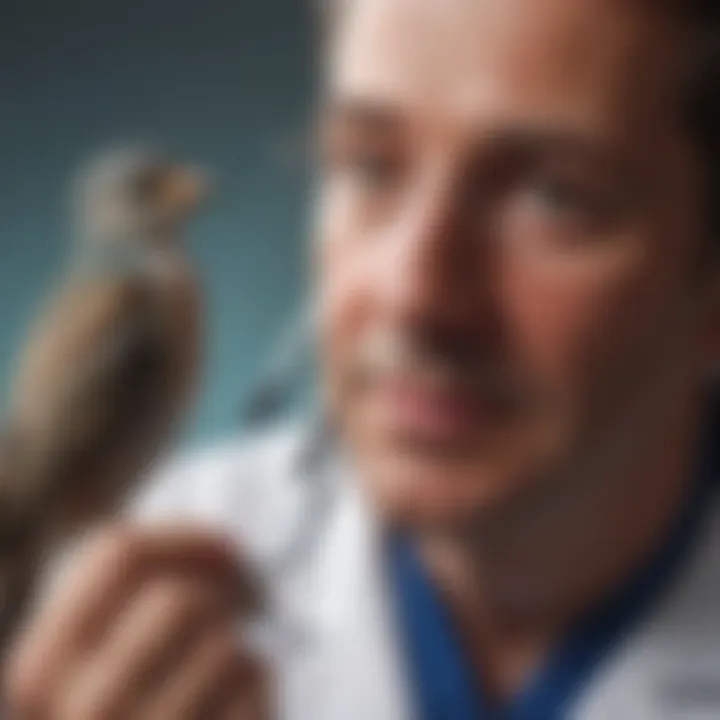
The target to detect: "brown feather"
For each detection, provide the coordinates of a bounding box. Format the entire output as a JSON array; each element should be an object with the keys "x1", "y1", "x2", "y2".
[{"x1": 8, "y1": 265, "x2": 200, "y2": 539}]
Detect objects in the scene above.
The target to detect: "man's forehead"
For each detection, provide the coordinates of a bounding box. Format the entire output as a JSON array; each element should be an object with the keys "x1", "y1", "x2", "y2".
[{"x1": 325, "y1": 0, "x2": 682, "y2": 138}]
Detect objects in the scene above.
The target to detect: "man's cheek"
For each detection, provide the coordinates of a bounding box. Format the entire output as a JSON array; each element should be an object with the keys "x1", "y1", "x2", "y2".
[
  {"x1": 319, "y1": 250, "x2": 363, "y2": 364},
  {"x1": 501, "y1": 243, "x2": 656, "y2": 387},
  {"x1": 317, "y1": 235, "x2": 375, "y2": 416}
]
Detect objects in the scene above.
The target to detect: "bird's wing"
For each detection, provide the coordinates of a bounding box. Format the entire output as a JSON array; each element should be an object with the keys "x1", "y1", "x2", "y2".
[{"x1": 9, "y1": 275, "x2": 189, "y2": 529}]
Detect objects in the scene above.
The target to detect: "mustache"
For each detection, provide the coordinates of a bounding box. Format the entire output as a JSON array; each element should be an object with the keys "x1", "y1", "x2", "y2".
[{"x1": 350, "y1": 327, "x2": 533, "y2": 399}]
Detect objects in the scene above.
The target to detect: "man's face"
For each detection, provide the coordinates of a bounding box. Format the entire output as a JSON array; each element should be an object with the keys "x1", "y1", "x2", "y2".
[{"x1": 316, "y1": 0, "x2": 714, "y2": 529}]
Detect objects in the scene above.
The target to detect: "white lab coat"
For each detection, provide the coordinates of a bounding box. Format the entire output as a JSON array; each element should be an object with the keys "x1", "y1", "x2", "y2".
[{"x1": 127, "y1": 425, "x2": 720, "y2": 720}]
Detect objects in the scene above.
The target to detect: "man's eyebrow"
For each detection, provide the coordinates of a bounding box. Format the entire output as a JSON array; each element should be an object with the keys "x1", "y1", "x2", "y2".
[
  {"x1": 482, "y1": 127, "x2": 643, "y2": 199},
  {"x1": 485, "y1": 127, "x2": 621, "y2": 164},
  {"x1": 322, "y1": 99, "x2": 406, "y2": 133}
]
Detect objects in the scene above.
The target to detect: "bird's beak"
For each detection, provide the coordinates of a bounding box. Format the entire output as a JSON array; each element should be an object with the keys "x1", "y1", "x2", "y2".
[{"x1": 160, "y1": 166, "x2": 211, "y2": 214}]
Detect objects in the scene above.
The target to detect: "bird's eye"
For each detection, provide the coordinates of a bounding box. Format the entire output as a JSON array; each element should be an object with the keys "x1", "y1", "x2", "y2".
[{"x1": 132, "y1": 167, "x2": 167, "y2": 202}]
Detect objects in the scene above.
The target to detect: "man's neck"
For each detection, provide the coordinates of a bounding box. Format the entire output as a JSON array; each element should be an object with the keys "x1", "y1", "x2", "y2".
[{"x1": 416, "y1": 404, "x2": 705, "y2": 703}]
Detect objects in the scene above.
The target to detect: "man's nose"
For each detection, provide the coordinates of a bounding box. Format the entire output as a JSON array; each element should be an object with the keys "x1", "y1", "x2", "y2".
[{"x1": 375, "y1": 174, "x2": 493, "y2": 330}]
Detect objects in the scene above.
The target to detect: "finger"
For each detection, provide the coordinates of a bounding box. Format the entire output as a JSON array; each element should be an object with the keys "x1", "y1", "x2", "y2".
[
  {"x1": 5, "y1": 523, "x2": 245, "y2": 713},
  {"x1": 137, "y1": 626, "x2": 241, "y2": 720},
  {"x1": 218, "y1": 655, "x2": 273, "y2": 720},
  {"x1": 54, "y1": 576, "x2": 234, "y2": 719}
]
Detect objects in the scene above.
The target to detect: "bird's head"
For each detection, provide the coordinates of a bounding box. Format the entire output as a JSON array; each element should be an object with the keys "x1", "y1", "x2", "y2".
[{"x1": 75, "y1": 147, "x2": 210, "y2": 249}]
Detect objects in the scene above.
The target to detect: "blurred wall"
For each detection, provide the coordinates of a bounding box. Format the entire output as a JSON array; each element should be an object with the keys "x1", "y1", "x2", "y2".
[{"x1": 0, "y1": 0, "x2": 314, "y2": 444}]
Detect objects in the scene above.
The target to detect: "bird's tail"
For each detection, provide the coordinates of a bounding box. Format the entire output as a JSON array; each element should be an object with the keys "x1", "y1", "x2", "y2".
[
  {"x1": 0, "y1": 422, "x2": 42, "y2": 655},
  {"x1": 0, "y1": 421, "x2": 33, "y2": 522}
]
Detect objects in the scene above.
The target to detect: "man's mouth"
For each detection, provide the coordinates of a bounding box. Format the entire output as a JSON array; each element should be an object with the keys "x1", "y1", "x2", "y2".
[{"x1": 366, "y1": 372, "x2": 513, "y2": 446}]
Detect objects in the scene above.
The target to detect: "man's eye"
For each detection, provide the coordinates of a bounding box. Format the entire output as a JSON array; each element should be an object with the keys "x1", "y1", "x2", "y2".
[
  {"x1": 525, "y1": 178, "x2": 594, "y2": 216},
  {"x1": 496, "y1": 170, "x2": 624, "y2": 249},
  {"x1": 344, "y1": 152, "x2": 398, "y2": 189}
]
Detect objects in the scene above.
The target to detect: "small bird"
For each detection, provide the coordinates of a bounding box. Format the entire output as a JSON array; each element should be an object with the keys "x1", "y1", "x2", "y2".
[{"x1": 0, "y1": 147, "x2": 208, "y2": 651}]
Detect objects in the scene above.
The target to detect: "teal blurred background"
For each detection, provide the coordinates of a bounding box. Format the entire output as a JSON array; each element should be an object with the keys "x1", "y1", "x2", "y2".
[{"x1": 0, "y1": 0, "x2": 315, "y2": 445}]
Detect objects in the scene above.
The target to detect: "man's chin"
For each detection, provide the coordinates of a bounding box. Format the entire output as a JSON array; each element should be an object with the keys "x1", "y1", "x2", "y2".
[{"x1": 361, "y1": 450, "x2": 523, "y2": 531}]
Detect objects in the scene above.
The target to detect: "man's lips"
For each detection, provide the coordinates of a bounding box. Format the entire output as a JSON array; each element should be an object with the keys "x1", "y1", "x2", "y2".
[{"x1": 368, "y1": 376, "x2": 495, "y2": 442}]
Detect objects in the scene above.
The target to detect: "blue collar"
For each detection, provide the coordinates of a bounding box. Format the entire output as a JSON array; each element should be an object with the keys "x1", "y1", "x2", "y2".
[{"x1": 387, "y1": 411, "x2": 719, "y2": 720}]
